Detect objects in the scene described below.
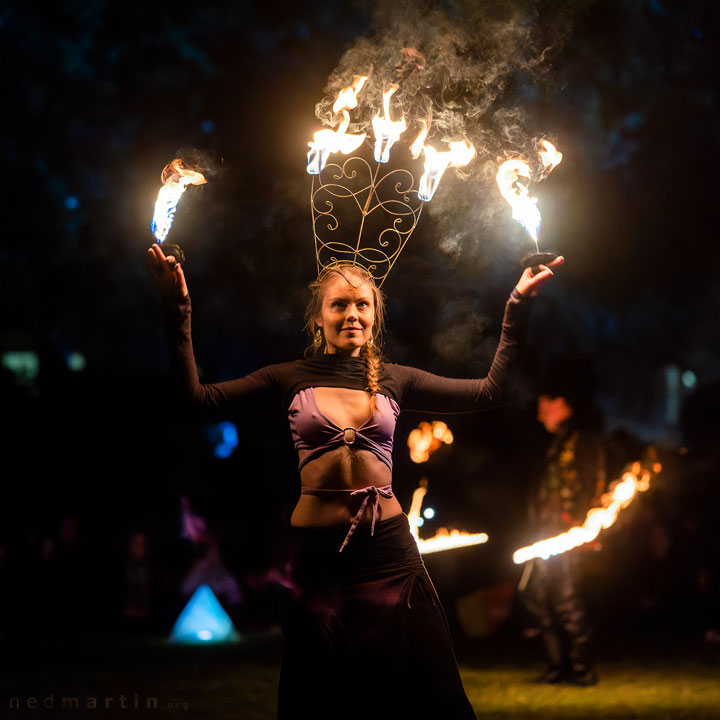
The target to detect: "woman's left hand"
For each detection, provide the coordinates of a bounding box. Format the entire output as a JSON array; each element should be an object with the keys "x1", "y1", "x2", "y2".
[{"x1": 515, "y1": 256, "x2": 564, "y2": 297}]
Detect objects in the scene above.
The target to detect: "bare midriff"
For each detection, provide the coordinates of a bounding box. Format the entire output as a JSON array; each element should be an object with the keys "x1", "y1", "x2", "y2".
[
  {"x1": 290, "y1": 386, "x2": 402, "y2": 528},
  {"x1": 291, "y1": 446, "x2": 402, "y2": 527}
]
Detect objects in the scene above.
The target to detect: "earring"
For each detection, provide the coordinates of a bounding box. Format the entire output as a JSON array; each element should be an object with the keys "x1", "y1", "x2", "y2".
[
  {"x1": 314, "y1": 328, "x2": 323, "y2": 348},
  {"x1": 367, "y1": 336, "x2": 374, "y2": 347}
]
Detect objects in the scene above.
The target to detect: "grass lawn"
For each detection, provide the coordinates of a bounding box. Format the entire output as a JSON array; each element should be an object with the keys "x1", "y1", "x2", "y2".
[
  {"x1": 461, "y1": 664, "x2": 720, "y2": 719},
  {"x1": 3, "y1": 632, "x2": 719, "y2": 719}
]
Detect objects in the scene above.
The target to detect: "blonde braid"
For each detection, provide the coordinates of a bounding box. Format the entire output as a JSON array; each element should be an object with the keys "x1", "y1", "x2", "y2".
[{"x1": 361, "y1": 341, "x2": 383, "y2": 413}]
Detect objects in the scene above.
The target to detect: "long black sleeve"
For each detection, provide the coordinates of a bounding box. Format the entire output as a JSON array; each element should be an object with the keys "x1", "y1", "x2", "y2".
[
  {"x1": 386, "y1": 288, "x2": 532, "y2": 413},
  {"x1": 164, "y1": 295, "x2": 280, "y2": 410},
  {"x1": 163, "y1": 287, "x2": 531, "y2": 413}
]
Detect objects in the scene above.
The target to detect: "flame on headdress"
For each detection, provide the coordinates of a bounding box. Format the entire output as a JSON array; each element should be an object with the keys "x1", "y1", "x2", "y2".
[
  {"x1": 417, "y1": 140, "x2": 476, "y2": 202},
  {"x1": 371, "y1": 85, "x2": 407, "y2": 163},
  {"x1": 333, "y1": 75, "x2": 368, "y2": 113},
  {"x1": 307, "y1": 112, "x2": 367, "y2": 175},
  {"x1": 307, "y1": 77, "x2": 369, "y2": 175},
  {"x1": 410, "y1": 119, "x2": 429, "y2": 160}
]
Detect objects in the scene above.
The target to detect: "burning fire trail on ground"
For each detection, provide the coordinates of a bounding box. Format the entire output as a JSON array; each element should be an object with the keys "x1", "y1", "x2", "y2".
[
  {"x1": 406, "y1": 422, "x2": 488, "y2": 555},
  {"x1": 513, "y1": 460, "x2": 661, "y2": 565}
]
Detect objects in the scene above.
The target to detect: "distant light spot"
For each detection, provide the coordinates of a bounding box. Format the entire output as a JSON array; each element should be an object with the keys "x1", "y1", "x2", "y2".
[
  {"x1": 67, "y1": 351, "x2": 87, "y2": 372},
  {"x1": 416, "y1": 517, "x2": 425, "y2": 528},
  {"x1": 2, "y1": 351, "x2": 39, "y2": 382},
  {"x1": 201, "y1": 119, "x2": 215, "y2": 133},
  {"x1": 207, "y1": 421, "x2": 239, "y2": 459},
  {"x1": 64, "y1": 196, "x2": 80, "y2": 210},
  {"x1": 682, "y1": 370, "x2": 697, "y2": 389},
  {"x1": 296, "y1": 23, "x2": 309, "y2": 38},
  {"x1": 693, "y1": 27, "x2": 703, "y2": 39},
  {"x1": 423, "y1": 507, "x2": 436, "y2": 520}
]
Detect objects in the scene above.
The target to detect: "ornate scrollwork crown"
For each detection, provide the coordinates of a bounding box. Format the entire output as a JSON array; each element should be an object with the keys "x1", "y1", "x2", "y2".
[
  {"x1": 307, "y1": 79, "x2": 476, "y2": 287},
  {"x1": 310, "y1": 155, "x2": 423, "y2": 287}
]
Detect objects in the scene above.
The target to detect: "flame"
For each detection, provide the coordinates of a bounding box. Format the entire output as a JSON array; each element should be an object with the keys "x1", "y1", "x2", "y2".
[
  {"x1": 495, "y1": 158, "x2": 541, "y2": 243},
  {"x1": 416, "y1": 530, "x2": 489, "y2": 555},
  {"x1": 333, "y1": 75, "x2": 368, "y2": 113},
  {"x1": 307, "y1": 110, "x2": 367, "y2": 175},
  {"x1": 151, "y1": 159, "x2": 207, "y2": 243},
  {"x1": 496, "y1": 141, "x2": 563, "y2": 245},
  {"x1": 407, "y1": 481, "x2": 428, "y2": 538},
  {"x1": 407, "y1": 479, "x2": 488, "y2": 554},
  {"x1": 513, "y1": 461, "x2": 660, "y2": 564},
  {"x1": 406, "y1": 426, "x2": 487, "y2": 554},
  {"x1": 407, "y1": 421, "x2": 454, "y2": 464},
  {"x1": 372, "y1": 85, "x2": 407, "y2": 163},
  {"x1": 417, "y1": 140, "x2": 476, "y2": 202},
  {"x1": 538, "y1": 139, "x2": 563, "y2": 175},
  {"x1": 410, "y1": 119, "x2": 429, "y2": 160}
]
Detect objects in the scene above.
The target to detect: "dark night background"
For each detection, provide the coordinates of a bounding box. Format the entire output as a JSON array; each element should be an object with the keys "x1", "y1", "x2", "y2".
[{"x1": 1, "y1": 0, "x2": 720, "y2": 697}]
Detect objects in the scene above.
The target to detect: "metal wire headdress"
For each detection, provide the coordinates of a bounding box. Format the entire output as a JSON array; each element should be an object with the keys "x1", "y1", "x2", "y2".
[
  {"x1": 311, "y1": 155, "x2": 423, "y2": 287},
  {"x1": 307, "y1": 80, "x2": 475, "y2": 287}
]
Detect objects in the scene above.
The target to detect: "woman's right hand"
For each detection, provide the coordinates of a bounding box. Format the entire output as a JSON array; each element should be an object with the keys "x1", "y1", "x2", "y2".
[{"x1": 146, "y1": 243, "x2": 189, "y2": 304}]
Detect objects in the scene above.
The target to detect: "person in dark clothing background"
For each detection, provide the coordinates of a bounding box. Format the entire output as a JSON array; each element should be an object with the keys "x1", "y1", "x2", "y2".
[{"x1": 521, "y1": 381, "x2": 606, "y2": 686}]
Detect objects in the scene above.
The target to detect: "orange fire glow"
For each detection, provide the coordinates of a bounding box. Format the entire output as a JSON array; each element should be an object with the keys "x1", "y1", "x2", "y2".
[
  {"x1": 332, "y1": 75, "x2": 368, "y2": 113},
  {"x1": 417, "y1": 139, "x2": 476, "y2": 202},
  {"x1": 513, "y1": 461, "x2": 661, "y2": 564},
  {"x1": 407, "y1": 480, "x2": 488, "y2": 555},
  {"x1": 410, "y1": 119, "x2": 429, "y2": 159},
  {"x1": 307, "y1": 110, "x2": 367, "y2": 175},
  {"x1": 495, "y1": 140, "x2": 563, "y2": 247},
  {"x1": 495, "y1": 158, "x2": 540, "y2": 243},
  {"x1": 416, "y1": 529, "x2": 489, "y2": 554},
  {"x1": 538, "y1": 139, "x2": 563, "y2": 175},
  {"x1": 371, "y1": 85, "x2": 407, "y2": 163},
  {"x1": 407, "y1": 421, "x2": 454, "y2": 464}
]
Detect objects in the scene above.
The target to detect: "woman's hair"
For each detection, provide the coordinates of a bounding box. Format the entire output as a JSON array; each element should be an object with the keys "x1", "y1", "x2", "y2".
[{"x1": 304, "y1": 263, "x2": 386, "y2": 408}]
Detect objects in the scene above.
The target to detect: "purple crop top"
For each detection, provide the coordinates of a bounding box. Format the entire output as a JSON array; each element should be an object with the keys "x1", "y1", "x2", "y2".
[{"x1": 288, "y1": 387, "x2": 400, "y2": 472}]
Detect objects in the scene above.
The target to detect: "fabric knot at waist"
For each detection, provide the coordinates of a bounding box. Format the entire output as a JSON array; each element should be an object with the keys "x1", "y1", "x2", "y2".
[{"x1": 300, "y1": 484, "x2": 394, "y2": 552}]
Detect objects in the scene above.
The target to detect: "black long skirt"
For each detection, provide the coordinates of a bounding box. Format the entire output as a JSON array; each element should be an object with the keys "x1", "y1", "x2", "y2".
[{"x1": 277, "y1": 514, "x2": 476, "y2": 720}]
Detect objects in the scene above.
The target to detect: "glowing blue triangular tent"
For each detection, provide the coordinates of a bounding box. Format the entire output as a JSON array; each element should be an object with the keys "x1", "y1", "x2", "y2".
[{"x1": 170, "y1": 585, "x2": 240, "y2": 644}]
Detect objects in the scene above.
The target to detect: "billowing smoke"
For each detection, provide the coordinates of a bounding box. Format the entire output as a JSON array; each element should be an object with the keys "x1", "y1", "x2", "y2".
[{"x1": 314, "y1": 0, "x2": 579, "y2": 251}]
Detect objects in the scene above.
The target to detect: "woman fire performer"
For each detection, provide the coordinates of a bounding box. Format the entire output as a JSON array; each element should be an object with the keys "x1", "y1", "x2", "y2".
[{"x1": 147, "y1": 244, "x2": 562, "y2": 719}]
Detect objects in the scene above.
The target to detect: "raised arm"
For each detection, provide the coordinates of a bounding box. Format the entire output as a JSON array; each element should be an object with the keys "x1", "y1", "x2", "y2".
[
  {"x1": 388, "y1": 257, "x2": 563, "y2": 413},
  {"x1": 147, "y1": 244, "x2": 278, "y2": 410}
]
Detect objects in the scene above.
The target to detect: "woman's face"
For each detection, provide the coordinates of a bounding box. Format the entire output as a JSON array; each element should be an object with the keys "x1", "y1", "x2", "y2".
[{"x1": 316, "y1": 271, "x2": 375, "y2": 356}]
